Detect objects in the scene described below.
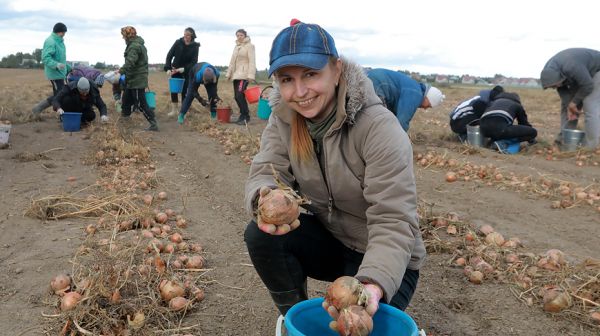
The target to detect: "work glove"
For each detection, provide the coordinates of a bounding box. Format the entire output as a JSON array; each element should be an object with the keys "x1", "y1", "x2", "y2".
[
  {"x1": 57, "y1": 108, "x2": 64, "y2": 115},
  {"x1": 256, "y1": 186, "x2": 301, "y2": 235},
  {"x1": 176, "y1": 67, "x2": 185, "y2": 74},
  {"x1": 166, "y1": 70, "x2": 172, "y2": 77},
  {"x1": 323, "y1": 281, "x2": 383, "y2": 332},
  {"x1": 101, "y1": 115, "x2": 109, "y2": 123},
  {"x1": 56, "y1": 63, "x2": 65, "y2": 70}
]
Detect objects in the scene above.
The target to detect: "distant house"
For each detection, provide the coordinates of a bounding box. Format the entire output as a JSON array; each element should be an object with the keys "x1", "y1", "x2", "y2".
[
  {"x1": 20, "y1": 58, "x2": 38, "y2": 67},
  {"x1": 68, "y1": 61, "x2": 90, "y2": 68},
  {"x1": 519, "y1": 78, "x2": 540, "y2": 87},
  {"x1": 461, "y1": 75, "x2": 476, "y2": 85},
  {"x1": 435, "y1": 75, "x2": 449, "y2": 84}
]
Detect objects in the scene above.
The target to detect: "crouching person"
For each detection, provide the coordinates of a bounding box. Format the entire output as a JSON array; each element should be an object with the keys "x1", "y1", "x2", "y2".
[
  {"x1": 480, "y1": 91, "x2": 537, "y2": 152},
  {"x1": 52, "y1": 77, "x2": 108, "y2": 125},
  {"x1": 178, "y1": 62, "x2": 220, "y2": 124}
]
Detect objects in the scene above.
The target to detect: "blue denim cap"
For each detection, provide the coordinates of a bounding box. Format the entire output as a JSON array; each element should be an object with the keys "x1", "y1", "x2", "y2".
[{"x1": 268, "y1": 23, "x2": 338, "y2": 77}]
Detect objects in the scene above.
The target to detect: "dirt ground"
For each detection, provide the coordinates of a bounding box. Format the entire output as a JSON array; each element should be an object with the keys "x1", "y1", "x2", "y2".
[{"x1": 0, "y1": 69, "x2": 598, "y2": 335}]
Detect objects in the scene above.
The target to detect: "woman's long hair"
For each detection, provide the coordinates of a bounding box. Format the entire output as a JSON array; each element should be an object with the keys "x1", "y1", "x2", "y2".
[{"x1": 289, "y1": 57, "x2": 340, "y2": 163}]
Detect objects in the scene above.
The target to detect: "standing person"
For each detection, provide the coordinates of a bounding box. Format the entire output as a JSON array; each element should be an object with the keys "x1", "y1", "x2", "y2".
[
  {"x1": 226, "y1": 28, "x2": 256, "y2": 125},
  {"x1": 480, "y1": 91, "x2": 537, "y2": 152},
  {"x1": 32, "y1": 22, "x2": 68, "y2": 115},
  {"x1": 449, "y1": 85, "x2": 504, "y2": 140},
  {"x1": 243, "y1": 22, "x2": 425, "y2": 329},
  {"x1": 118, "y1": 26, "x2": 158, "y2": 131},
  {"x1": 164, "y1": 27, "x2": 201, "y2": 117},
  {"x1": 540, "y1": 48, "x2": 600, "y2": 149},
  {"x1": 366, "y1": 68, "x2": 445, "y2": 131},
  {"x1": 52, "y1": 77, "x2": 108, "y2": 125},
  {"x1": 177, "y1": 62, "x2": 220, "y2": 124}
]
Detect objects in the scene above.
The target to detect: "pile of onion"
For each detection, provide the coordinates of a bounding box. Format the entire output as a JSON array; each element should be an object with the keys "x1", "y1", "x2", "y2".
[
  {"x1": 158, "y1": 280, "x2": 185, "y2": 301},
  {"x1": 50, "y1": 274, "x2": 71, "y2": 295},
  {"x1": 258, "y1": 189, "x2": 300, "y2": 225}
]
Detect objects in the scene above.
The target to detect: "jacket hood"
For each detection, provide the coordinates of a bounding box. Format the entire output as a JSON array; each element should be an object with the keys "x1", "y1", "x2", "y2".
[
  {"x1": 127, "y1": 36, "x2": 145, "y2": 46},
  {"x1": 268, "y1": 57, "x2": 379, "y2": 126},
  {"x1": 236, "y1": 36, "x2": 251, "y2": 46},
  {"x1": 540, "y1": 63, "x2": 564, "y2": 88},
  {"x1": 494, "y1": 91, "x2": 521, "y2": 103}
]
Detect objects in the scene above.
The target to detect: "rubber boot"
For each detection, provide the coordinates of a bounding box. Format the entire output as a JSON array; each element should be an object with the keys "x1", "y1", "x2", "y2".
[
  {"x1": 32, "y1": 99, "x2": 51, "y2": 114},
  {"x1": 144, "y1": 119, "x2": 159, "y2": 131},
  {"x1": 268, "y1": 281, "x2": 308, "y2": 316},
  {"x1": 167, "y1": 102, "x2": 179, "y2": 117}
]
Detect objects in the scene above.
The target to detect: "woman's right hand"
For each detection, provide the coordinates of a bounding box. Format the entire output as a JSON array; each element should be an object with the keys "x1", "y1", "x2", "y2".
[{"x1": 257, "y1": 186, "x2": 300, "y2": 235}]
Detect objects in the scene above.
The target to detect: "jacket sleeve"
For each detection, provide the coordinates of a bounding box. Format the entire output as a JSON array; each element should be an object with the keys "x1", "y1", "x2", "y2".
[
  {"x1": 247, "y1": 43, "x2": 256, "y2": 80},
  {"x1": 164, "y1": 41, "x2": 176, "y2": 71},
  {"x1": 120, "y1": 45, "x2": 139, "y2": 75},
  {"x1": 93, "y1": 88, "x2": 108, "y2": 116},
  {"x1": 354, "y1": 110, "x2": 419, "y2": 302},
  {"x1": 187, "y1": 45, "x2": 199, "y2": 73},
  {"x1": 244, "y1": 115, "x2": 293, "y2": 215},
  {"x1": 395, "y1": 87, "x2": 422, "y2": 131},
  {"x1": 515, "y1": 105, "x2": 531, "y2": 127},
  {"x1": 52, "y1": 85, "x2": 69, "y2": 111},
  {"x1": 42, "y1": 40, "x2": 59, "y2": 69},
  {"x1": 564, "y1": 62, "x2": 594, "y2": 106}
]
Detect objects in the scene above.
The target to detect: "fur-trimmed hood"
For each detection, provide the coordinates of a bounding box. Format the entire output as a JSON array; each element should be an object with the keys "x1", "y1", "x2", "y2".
[{"x1": 267, "y1": 57, "x2": 382, "y2": 126}]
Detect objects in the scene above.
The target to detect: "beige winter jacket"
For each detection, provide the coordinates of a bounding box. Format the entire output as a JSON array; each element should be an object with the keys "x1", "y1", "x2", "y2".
[
  {"x1": 226, "y1": 37, "x2": 256, "y2": 81},
  {"x1": 244, "y1": 58, "x2": 426, "y2": 302}
]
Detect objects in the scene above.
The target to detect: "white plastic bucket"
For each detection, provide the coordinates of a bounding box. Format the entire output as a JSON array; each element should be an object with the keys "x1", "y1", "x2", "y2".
[{"x1": 0, "y1": 124, "x2": 11, "y2": 144}]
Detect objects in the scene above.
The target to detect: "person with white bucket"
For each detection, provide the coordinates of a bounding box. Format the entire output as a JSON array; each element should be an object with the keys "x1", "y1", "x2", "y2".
[
  {"x1": 366, "y1": 68, "x2": 445, "y2": 131},
  {"x1": 177, "y1": 62, "x2": 221, "y2": 124},
  {"x1": 449, "y1": 85, "x2": 504, "y2": 141},
  {"x1": 243, "y1": 21, "x2": 424, "y2": 333},
  {"x1": 31, "y1": 22, "x2": 68, "y2": 116},
  {"x1": 52, "y1": 77, "x2": 107, "y2": 126},
  {"x1": 480, "y1": 91, "x2": 537, "y2": 153},
  {"x1": 541, "y1": 48, "x2": 600, "y2": 149},
  {"x1": 164, "y1": 27, "x2": 200, "y2": 117}
]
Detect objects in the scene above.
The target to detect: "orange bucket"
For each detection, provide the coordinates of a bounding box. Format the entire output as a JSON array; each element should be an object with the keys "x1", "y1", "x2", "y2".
[
  {"x1": 216, "y1": 107, "x2": 232, "y2": 123},
  {"x1": 244, "y1": 86, "x2": 260, "y2": 104}
]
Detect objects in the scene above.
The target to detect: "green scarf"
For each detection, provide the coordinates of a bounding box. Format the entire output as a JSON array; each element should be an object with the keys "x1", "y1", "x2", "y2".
[{"x1": 306, "y1": 104, "x2": 337, "y2": 156}]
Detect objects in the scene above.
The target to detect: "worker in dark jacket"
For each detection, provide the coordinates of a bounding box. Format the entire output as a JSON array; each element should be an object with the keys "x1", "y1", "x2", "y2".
[
  {"x1": 119, "y1": 26, "x2": 158, "y2": 131},
  {"x1": 178, "y1": 62, "x2": 220, "y2": 124},
  {"x1": 52, "y1": 77, "x2": 108, "y2": 124},
  {"x1": 449, "y1": 85, "x2": 504, "y2": 139},
  {"x1": 480, "y1": 91, "x2": 537, "y2": 152},
  {"x1": 165, "y1": 27, "x2": 200, "y2": 116},
  {"x1": 540, "y1": 48, "x2": 600, "y2": 148}
]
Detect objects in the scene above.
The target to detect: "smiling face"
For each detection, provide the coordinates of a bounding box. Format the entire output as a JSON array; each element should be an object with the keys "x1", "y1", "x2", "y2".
[
  {"x1": 274, "y1": 59, "x2": 342, "y2": 120},
  {"x1": 183, "y1": 30, "x2": 193, "y2": 44}
]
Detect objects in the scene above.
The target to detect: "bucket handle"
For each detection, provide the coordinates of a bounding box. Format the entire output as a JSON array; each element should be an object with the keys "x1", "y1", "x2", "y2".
[{"x1": 260, "y1": 85, "x2": 273, "y2": 99}]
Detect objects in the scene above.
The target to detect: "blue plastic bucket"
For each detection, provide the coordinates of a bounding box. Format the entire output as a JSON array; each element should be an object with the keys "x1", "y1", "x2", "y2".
[
  {"x1": 257, "y1": 86, "x2": 273, "y2": 120},
  {"x1": 145, "y1": 91, "x2": 156, "y2": 109},
  {"x1": 62, "y1": 112, "x2": 82, "y2": 132},
  {"x1": 284, "y1": 298, "x2": 419, "y2": 336},
  {"x1": 169, "y1": 78, "x2": 185, "y2": 93}
]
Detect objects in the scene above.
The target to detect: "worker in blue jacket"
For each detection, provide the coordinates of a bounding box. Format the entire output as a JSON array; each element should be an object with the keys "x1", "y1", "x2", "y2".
[
  {"x1": 178, "y1": 62, "x2": 220, "y2": 124},
  {"x1": 366, "y1": 68, "x2": 445, "y2": 131}
]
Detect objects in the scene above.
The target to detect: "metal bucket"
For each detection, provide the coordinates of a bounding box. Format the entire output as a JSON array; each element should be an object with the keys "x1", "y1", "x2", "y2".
[
  {"x1": 466, "y1": 120, "x2": 488, "y2": 148},
  {"x1": 561, "y1": 129, "x2": 585, "y2": 152}
]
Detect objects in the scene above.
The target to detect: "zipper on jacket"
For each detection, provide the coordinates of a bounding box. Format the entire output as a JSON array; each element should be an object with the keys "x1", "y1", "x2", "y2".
[{"x1": 321, "y1": 135, "x2": 334, "y2": 224}]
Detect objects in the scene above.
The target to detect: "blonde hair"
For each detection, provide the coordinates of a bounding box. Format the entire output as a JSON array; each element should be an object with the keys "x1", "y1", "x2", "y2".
[{"x1": 290, "y1": 113, "x2": 314, "y2": 162}]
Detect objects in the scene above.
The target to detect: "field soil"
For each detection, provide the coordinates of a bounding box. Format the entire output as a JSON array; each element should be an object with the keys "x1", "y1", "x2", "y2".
[{"x1": 0, "y1": 69, "x2": 598, "y2": 335}]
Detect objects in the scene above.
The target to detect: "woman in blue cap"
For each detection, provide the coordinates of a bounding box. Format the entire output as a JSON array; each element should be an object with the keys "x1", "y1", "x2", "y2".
[{"x1": 243, "y1": 22, "x2": 425, "y2": 329}]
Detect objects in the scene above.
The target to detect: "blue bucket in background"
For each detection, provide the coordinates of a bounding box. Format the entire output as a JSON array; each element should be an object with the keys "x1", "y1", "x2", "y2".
[
  {"x1": 145, "y1": 91, "x2": 156, "y2": 109},
  {"x1": 284, "y1": 298, "x2": 419, "y2": 336},
  {"x1": 169, "y1": 78, "x2": 185, "y2": 93},
  {"x1": 62, "y1": 112, "x2": 82, "y2": 132},
  {"x1": 257, "y1": 86, "x2": 273, "y2": 120}
]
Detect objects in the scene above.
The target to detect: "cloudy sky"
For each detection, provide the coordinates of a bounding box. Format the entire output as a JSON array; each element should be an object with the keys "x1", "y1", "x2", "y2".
[{"x1": 1, "y1": 0, "x2": 597, "y2": 78}]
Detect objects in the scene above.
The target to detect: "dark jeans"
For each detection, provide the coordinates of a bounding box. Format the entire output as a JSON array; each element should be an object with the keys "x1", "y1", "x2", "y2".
[
  {"x1": 170, "y1": 72, "x2": 187, "y2": 103},
  {"x1": 450, "y1": 115, "x2": 479, "y2": 135},
  {"x1": 244, "y1": 213, "x2": 419, "y2": 311},
  {"x1": 480, "y1": 116, "x2": 537, "y2": 142},
  {"x1": 59, "y1": 96, "x2": 95, "y2": 123},
  {"x1": 233, "y1": 79, "x2": 250, "y2": 120},
  {"x1": 122, "y1": 88, "x2": 156, "y2": 122},
  {"x1": 44, "y1": 79, "x2": 66, "y2": 105}
]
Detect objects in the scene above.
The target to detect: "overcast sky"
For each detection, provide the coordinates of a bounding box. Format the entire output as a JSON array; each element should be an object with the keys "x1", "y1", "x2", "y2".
[{"x1": 1, "y1": 0, "x2": 597, "y2": 78}]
